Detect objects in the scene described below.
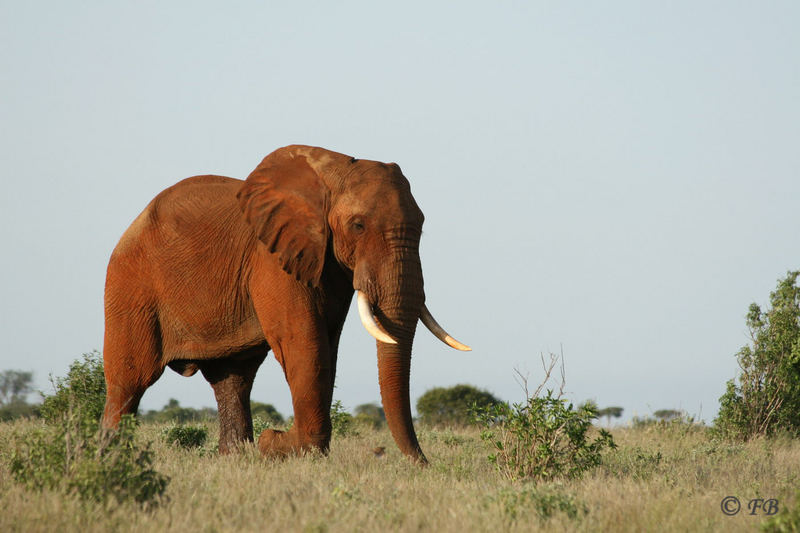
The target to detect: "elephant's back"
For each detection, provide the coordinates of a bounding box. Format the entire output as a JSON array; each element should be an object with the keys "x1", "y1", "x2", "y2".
[
  {"x1": 109, "y1": 174, "x2": 258, "y2": 283},
  {"x1": 150, "y1": 174, "x2": 245, "y2": 231},
  {"x1": 115, "y1": 175, "x2": 247, "y2": 253}
]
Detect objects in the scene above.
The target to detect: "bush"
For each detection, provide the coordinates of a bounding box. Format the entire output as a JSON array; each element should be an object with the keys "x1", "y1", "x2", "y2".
[
  {"x1": 474, "y1": 354, "x2": 616, "y2": 481},
  {"x1": 161, "y1": 424, "x2": 208, "y2": 449},
  {"x1": 10, "y1": 410, "x2": 168, "y2": 507},
  {"x1": 40, "y1": 351, "x2": 106, "y2": 424},
  {"x1": 331, "y1": 400, "x2": 355, "y2": 437},
  {"x1": 715, "y1": 271, "x2": 800, "y2": 440},
  {"x1": 417, "y1": 384, "x2": 502, "y2": 427}
]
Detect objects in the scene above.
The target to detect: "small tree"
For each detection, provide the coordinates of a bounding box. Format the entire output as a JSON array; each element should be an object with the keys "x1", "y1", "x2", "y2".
[
  {"x1": 417, "y1": 384, "x2": 502, "y2": 427},
  {"x1": 715, "y1": 271, "x2": 800, "y2": 439}
]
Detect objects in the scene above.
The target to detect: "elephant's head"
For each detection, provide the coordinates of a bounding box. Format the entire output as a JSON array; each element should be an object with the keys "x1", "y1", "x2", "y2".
[{"x1": 237, "y1": 145, "x2": 469, "y2": 463}]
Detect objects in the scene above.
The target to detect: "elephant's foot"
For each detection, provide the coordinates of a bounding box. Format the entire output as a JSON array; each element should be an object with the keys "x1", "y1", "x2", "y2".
[
  {"x1": 218, "y1": 431, "x2": 252, "y2": 455},
  {"x1": 258, "y1": 427, "x2": 330, "y2": 458}
]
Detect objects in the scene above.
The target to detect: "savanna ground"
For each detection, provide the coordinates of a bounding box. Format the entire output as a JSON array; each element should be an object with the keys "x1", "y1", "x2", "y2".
[{"x1": 0, "y1": 418, "x2": 798, "y2": 532}]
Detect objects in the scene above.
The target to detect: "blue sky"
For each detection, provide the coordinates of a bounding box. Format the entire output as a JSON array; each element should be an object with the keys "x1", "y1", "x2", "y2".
[{"x1": 2, "y1": 2, "x2": 798, "y2": 422}]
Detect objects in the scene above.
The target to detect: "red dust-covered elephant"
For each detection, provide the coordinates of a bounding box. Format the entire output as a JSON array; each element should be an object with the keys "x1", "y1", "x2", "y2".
[{"x1": 101, "y1": 145, "x2": 469, "y2": 463}]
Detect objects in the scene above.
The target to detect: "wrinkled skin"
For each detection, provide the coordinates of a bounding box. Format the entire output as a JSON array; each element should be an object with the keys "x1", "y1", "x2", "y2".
[{"x1": 101, "y1": 145, "x2": 432, "y2": 462}]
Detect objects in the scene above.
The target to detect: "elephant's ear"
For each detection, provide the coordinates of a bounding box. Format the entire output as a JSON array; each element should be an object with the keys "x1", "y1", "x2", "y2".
[{"x1": 237, "y1": 151, "x2": 329, "y2": 287}]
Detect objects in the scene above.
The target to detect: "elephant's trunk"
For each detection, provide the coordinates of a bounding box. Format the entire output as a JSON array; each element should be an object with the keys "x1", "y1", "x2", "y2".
[
  {"x1": 372, "y1": 235, "x2": 427, "y2": 464},
  {"x1": 377, "y1": 338, "x2": 426, "y2": 463}
]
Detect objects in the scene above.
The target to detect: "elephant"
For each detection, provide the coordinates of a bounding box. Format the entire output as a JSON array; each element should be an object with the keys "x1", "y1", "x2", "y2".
[{"x1": 101, "y1": 145, "x2": 469, "y2": 463}]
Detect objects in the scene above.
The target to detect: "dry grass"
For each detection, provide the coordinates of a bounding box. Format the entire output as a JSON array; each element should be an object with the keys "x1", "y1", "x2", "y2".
[{"x1": 0, "y1": 419, "x2": 798, "y2": 532}]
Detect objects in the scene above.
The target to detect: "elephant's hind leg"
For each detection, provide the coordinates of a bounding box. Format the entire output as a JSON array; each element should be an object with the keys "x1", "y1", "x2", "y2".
[
  {"x1": 101, "y1": 305, "x2": 165, "y2": 429},
  {"x1": 200, "y1": 346, "x2": 266, "y2": 454}
]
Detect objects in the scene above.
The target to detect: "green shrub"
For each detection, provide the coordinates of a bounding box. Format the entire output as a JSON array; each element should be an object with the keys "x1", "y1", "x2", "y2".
[
  {"x1": 715, "y1": 271, "x2": 800, "y2": 440},
  {"x1": 161, "y1": 424, "x2": 208, "y2": 449},
  {"x1": 474, "y1": 355, "x2": 615, "y2": 482},
  {"x1": 417, "y1": 384, "x2": 502, "y2": 427},
  {"x1": 476, "y1": 390, "x2": 615, "y2": 481},
  {"x1": 331, "y1": 400, "x2": 355, "y2": 437},
  {"x1": 10, "y1": 410, "x2": 168, "y2": 507},
  {"x1": 40, "y1": 351, "x2": 106, "y2": 424}
]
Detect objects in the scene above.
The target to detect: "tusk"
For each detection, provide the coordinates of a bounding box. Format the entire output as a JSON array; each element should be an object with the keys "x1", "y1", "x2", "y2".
[
  {"x1": 356, "y1": 291, "x2": 397, "y2": 344},
  {"x1": 420, "y1": 304, "x2": 472, "y2": 351}
]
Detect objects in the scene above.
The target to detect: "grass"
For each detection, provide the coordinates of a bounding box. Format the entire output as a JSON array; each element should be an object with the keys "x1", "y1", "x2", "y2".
[{"x1": 0, "y1": 418, "x2": 798, "y2": 532}]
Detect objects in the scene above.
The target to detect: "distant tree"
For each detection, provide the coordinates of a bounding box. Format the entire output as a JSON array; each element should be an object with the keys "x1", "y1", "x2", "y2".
[
  {"x1": 0, "y1": 370, "x2": 34, "y2": 406},
  {"x1": 653, "y1": 409, "x2": 681, "y2": 422},
  {"x1": 0, "y1": 369, "x2": 39, "y2": 421},
  {"x1": 251, "y1": 401, "x2": 284, "y2": 425},
  {"x1": 416, "y1": 384, "x2": 503, "y2": 427},
  {"x1": 0, "y1": 401, "x2": 40, "y2": 421},
  {"x1": 715, "y1": 271, "x2": 800, "y2": 439},
  {"x1": 140, "y1": 398, "x2": 217, "y2": 423},
  {"x1": 355, "y1": 402, "x2": 385, "y2": 419},
  {"x1": 598, "y1": 406, "x2": 624, "y2": 425},
  {"x1": 354, "y1": 402, "x2": 385, "y2": 429}
]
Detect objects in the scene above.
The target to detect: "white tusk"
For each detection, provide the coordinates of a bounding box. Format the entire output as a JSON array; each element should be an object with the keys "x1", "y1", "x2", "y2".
[
  {"x1": 420, "y1": 304, "x2": 472, "y2": 351},
  {"x1": 356, "y1": 291, "x2": 397, "y2": 344}
]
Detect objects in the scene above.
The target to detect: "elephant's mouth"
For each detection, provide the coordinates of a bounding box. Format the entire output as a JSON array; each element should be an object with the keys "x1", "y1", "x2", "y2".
[{"x1": 355, "y1": 290, "x2": 471, "y2": 351}]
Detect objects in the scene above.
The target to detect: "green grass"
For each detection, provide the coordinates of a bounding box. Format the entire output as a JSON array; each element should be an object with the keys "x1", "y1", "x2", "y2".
[{"x1": 1, "y1": 418, "x2": 798, "y2": 532}]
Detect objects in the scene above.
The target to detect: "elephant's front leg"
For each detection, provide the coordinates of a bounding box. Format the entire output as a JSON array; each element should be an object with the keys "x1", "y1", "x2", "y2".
[{"x1": 259, "y1": 336, "x2": 335, "y2": 458}]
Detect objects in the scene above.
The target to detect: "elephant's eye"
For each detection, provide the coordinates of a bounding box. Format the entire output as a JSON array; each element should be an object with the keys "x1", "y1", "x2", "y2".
[{"x1": 351, "y1": 220, "x2": 365, "y2": 234}]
